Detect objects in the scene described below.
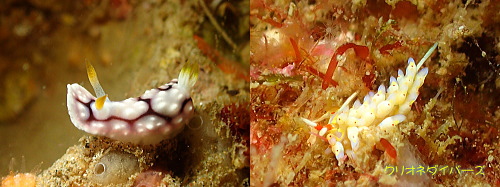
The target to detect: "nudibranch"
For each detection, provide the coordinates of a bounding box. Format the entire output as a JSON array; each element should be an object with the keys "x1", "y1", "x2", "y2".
[
  {"x1": 303, "y1": 43, "x2": 438, "y2": 163},
  {"x1": 67, "y1": 61, "x2": 198, "y2": 145}
]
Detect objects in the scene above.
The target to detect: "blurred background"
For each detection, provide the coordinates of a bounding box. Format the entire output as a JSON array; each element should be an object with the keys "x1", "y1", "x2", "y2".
[{"x1": 0, "y1": 0, "x2": 250, "y2": 179}]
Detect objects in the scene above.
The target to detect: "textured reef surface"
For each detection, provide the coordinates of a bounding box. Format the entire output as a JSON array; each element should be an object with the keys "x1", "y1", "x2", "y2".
[
  {"x1": 1, "y1": 0, "x2": 249, "y2": 186},
  {"x1": 250, "y1": 0, "x2": 498, "y2": 186}
]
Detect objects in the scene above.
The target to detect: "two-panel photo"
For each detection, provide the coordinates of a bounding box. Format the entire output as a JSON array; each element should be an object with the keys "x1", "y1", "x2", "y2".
[{"x1": 0, "y1": 0, "x2": 498, "y2": 186}]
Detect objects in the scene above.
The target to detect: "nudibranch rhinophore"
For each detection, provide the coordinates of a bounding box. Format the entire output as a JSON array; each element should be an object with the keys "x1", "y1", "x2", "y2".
[
  {"x1": 67, "y1": 61, "x2": 198, "y2": 145},
  {"x1": 302, "y1": 43, "x2": 438, "y2": 163}
]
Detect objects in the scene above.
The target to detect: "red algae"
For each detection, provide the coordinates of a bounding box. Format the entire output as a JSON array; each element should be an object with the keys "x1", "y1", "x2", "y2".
[
  {"x1": 194, "y1": 35, "x2": 249, "y2": 81},
  {"x1": 251, "y1": 0, "x2": 499, "y2": 186},
  {"x1": 379, "y1": 40, "x2": 403, "y2": 55},
  {"x1": 220, "y1": 102, "x2": 251, "y2": 160},
  {"x1": 380, "y1": 138, "x2": 397, "y2": 160},
  {"x1": 322, "y1": 43, "x2": 370, "y2": 89}
]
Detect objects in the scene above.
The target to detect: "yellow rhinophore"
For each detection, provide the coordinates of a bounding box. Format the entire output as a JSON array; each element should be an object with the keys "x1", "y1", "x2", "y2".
[
  {"x1": 86, "y1": 60, "x2": 108, "y2": 110},
  {"x1": 178, "y1": 62, "x2": 199, "y2": 92}
]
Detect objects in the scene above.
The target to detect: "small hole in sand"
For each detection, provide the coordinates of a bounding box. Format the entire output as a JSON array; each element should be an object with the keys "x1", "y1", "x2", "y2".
[
  {"x1": 187, "y1": 115, "x2": 203, "y2": 130},
  {"x1": 95, "y1": 163, "x2": 105, "y2": 175}
]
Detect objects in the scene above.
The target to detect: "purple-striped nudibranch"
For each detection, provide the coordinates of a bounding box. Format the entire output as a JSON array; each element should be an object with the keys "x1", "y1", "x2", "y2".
[{"x1": 67, "y1": 62, "x2": 198, "y2": 145}]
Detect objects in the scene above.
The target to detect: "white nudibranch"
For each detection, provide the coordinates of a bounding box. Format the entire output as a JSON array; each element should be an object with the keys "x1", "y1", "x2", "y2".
[
  {"x1": 347, "y1": 126, "x2": 360, "y2": 151},
  {"x1": 302, "y1": 43, "x2": 438, "y2": 162},
  {"x1": 333, "y1": 142, "x2": 345, "y2": 161},
  {"x1": 67, "y1": 61, "x2": 198, "y2": 145}
]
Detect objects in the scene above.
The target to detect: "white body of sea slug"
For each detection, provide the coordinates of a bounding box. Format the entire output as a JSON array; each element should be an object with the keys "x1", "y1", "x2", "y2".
[
  {"x1": 303, "y1": 43, "x2": 438, "y2": 161},
  {"x1": 66, "y1": 62, "x2": 198, "y2": 145}
]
